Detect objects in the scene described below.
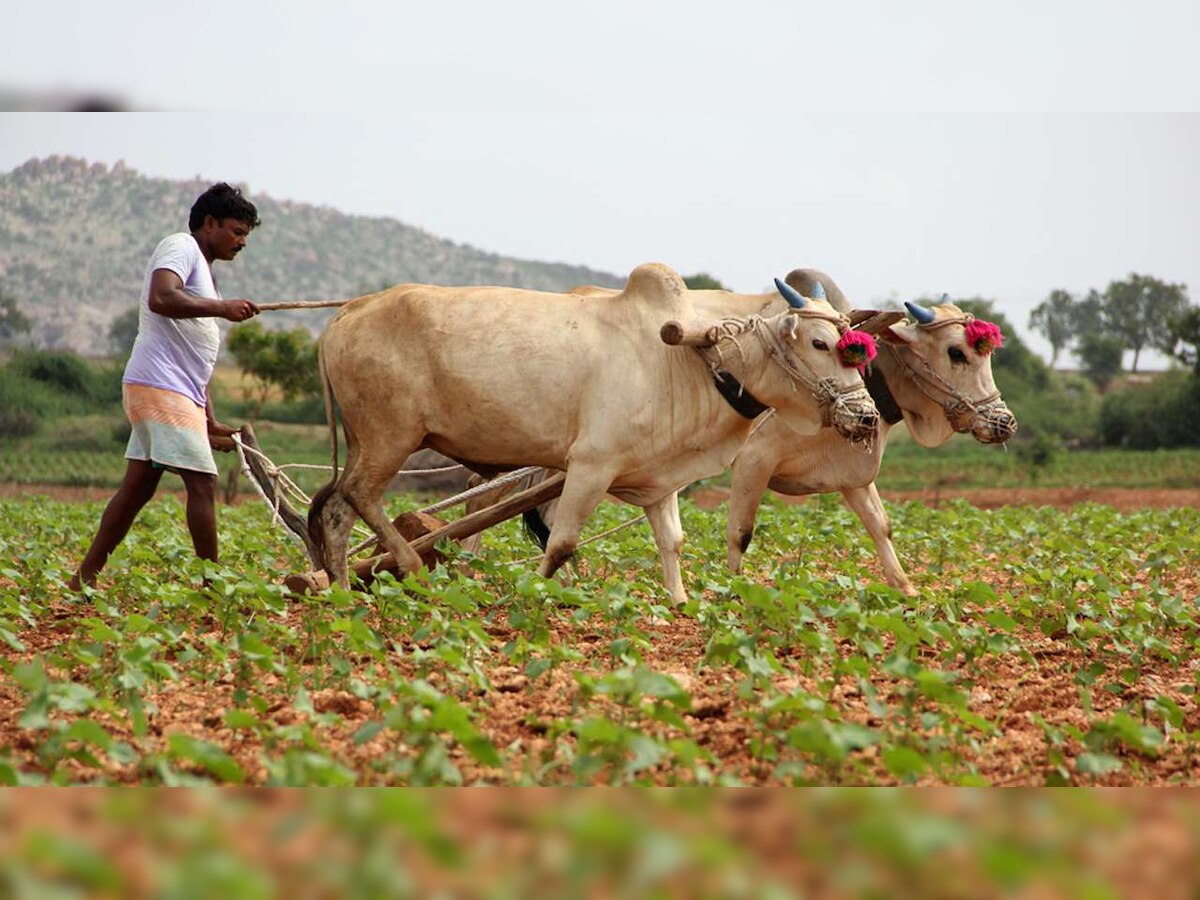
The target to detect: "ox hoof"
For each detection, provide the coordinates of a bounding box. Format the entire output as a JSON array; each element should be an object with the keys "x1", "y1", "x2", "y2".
[{"x1": 284, "y1": 571, "x2": 331, "y2": 595}]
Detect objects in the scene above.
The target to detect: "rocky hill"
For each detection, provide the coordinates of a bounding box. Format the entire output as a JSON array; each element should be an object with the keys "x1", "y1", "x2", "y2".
[{"x1": 0, "y1": 156, "x2": 625, "y2": 355}]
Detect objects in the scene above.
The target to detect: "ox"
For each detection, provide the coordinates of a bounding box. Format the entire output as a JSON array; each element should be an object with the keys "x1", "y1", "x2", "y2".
[
  {"x1": 308, "y1": 263, "x2": 879, "y2": 604},
  {"x1": 721, "y1": 269, "x2": 1017, "y2": 594}
]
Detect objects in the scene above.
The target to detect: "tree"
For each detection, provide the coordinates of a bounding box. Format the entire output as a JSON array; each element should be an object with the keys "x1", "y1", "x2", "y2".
[
  {"x1": 0, "y1": 287, "x2": 32, "y2": 346},
  {"x1": 683, "y1": 273, "x2": 728, "y2": 291},
  {"x1": 1070, "y1": 290, "x2": 1106, "y2": 341},
  {"x1": 107, "y1": 307, "x2": 140, "y2": 358},
  {"x1": 1167, "y1": 306, "x2": 1200, "y2": 375},
  {"x1": 1102, "y1": 273, "x2": 1190, "y2": 372},
  {"x1": 225, "y1": 321, "x2": 321, "y2": 420},
  {"x1": 1077, "y1": 332, "x2": 1125, "y2": 391},
  {"x1": 1027, "y1": 289, "x2": 1075, "y2": 368}
]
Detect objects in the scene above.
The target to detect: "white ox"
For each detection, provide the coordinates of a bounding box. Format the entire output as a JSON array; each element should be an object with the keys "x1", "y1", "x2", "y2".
[
  {"x1": 720, "y1": 269, "x2": 1017, "y2": 594},
  {"x1": 308, "y1": 263, "x2": 880, "y2": 603}
]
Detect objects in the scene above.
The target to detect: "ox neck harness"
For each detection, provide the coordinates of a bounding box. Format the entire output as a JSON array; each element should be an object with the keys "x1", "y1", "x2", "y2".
[
  {"x1": 712, "y1": 371, "x2": 769, "y2": 419},
  {"x1": 884, "y1": 312, "x2": 1004, "y2": 433},
  {"x1": 863, "y1": 366, "x2": 905, "y2": 426}
]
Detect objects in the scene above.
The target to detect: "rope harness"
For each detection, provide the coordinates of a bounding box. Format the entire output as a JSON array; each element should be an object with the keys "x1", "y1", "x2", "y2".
[
  {"x1": 883, "y1": 313, "x2": 1008, "y2": 435},
  {"x1": 699, "y1": 310, "x2": 878, "y2": 444}
]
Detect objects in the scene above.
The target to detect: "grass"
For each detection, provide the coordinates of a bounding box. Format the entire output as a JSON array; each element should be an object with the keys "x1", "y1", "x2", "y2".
[
  {"x1": 875, "y1": 430, "x2": 1200, "y2": 490},
  {"x1": 3, "y1": 405, "x2": 1200, "y2": 494}
]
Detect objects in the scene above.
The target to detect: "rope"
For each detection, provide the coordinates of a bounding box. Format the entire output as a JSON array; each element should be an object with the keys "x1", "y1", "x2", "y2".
[
  {"x1": 505, "y1": 512, "x2": 648, "y2": 565},
  {"x1": 233, "y1": 434, "x2": 313, "y2": 550},
  {"x1": 417, "y1": 466, "x2": 543, "y2": 515}
]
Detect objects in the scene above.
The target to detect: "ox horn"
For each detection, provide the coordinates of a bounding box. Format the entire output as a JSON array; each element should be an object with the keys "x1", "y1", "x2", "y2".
[
  {"x1": 905, "y1": 300, "x2": 937, "y2": 325},
  {"x1": 811, "y1": 281, "x2": 827, "y2": 300},
  {"x1": 775, "y1": 278, "x2": 808, "y2": 309}
]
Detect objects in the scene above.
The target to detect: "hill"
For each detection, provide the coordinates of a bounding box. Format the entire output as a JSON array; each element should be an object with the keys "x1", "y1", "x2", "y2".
[{"x1": 0, "y1": 156, "x2": 625, "y2": 355}]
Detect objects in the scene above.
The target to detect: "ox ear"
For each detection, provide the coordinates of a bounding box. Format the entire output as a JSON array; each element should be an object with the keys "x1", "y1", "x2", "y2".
[
  {"x1": 774, "y1": 313, "x2": 801, "y2": 343},
  {"x1": 849, "y1": 310, "x2": 905, "y2": 334},
  {"x1": 880, "y1": 320, "x2": 920, "y2": 345}
]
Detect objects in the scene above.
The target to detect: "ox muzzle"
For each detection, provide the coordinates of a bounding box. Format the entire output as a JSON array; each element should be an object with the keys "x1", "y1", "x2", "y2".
[
  {"x1": 817, "y1": 379, "x2": 880, "y2": 445},
  {"x1": 947, "y1": 398, "x2": 1018, "y2": 444}
]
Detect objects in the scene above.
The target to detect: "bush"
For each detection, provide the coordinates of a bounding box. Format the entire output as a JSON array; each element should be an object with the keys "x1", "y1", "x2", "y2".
[
  {"x1": 1099, "y1": 371, "x2": 1200, "y2": 448},
  {"x1": 5, "y1": 350, "x2": 122, "y2": 406},
  {"x1": 0, "y1": 368, "x2": 64, "y2": 437}
]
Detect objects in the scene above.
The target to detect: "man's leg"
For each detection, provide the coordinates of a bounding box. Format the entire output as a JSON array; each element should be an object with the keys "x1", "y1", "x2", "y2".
[
  {"x1": 179, "y1": 469, "x2": 219, "y2": 564},
  {"x1": 69, "y1": 459, "x2": 163, "y2": 590}
]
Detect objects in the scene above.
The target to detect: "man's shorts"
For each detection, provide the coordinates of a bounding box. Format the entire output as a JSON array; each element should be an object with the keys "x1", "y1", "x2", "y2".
[{"x1": 122, "y1": 383, "x2": 218, "y2": 475}]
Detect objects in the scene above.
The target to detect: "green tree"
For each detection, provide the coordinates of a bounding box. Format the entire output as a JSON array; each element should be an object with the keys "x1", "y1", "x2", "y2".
[
  {"x1": 1027, "y1": 289, "x2": 1075, "y2": 368},
  {"x1": 1166, "y1": 306, "x2": 1200, "y2": 375},
  {"x1": 1077, "y1": 332, "x2": 1125, "y2": 391},
  {"x1": 225, "y1": 321, "x2": 321, "y2": 420},
  {"x1": 107, "y1": 307, "x2": 140, "y2": 358},
  {"x1": 0, "y1": 287, "x2": 32, "y2": 346},
  {"x1": 1070, "y1": 290, "x2": 1106, "y2": 341},
  {"x1": 1102, "y1": 273, "x2": 1190, "y2": 372},
  {"x1": 683, "y1": 273, "x2": 728, "y2": 291}
]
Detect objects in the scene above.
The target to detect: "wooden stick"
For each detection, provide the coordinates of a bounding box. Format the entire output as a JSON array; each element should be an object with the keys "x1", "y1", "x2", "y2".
[
  {"x1": 285, "y1": 470, "x2": 568, "y2": 594},
  {"x1": 660, "y1": 320, "x2": 718, "y2": 347},
  {"x1": 255, "y1": 299, "x2": 350, "y2": 311},
  {"x1": 237, "y1": 422, "x2": 322, "y2": 567}
]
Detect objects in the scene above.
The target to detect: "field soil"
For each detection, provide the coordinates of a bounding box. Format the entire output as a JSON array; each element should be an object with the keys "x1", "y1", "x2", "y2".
[
  {"x1": 692, "y1": 486, "x2": 1200, "y2": 513},
  {"x1": 4, "y1": 483, "x2": 1200, "y2": 513},
  {"x1": 3, "y1": 482, "x2": 1197, "y2": 786}
]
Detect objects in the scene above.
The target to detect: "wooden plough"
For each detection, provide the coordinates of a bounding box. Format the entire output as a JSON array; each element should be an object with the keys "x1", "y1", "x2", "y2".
[{"x1": 230, "y1": 424, "x2": 566, "y2": 594}]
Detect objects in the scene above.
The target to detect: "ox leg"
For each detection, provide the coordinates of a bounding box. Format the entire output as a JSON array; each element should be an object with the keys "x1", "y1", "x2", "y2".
[
  {"x1": 340, "y1": 455, "x2": 426, "y2": 582},
  {"x1": 537, "y1": 467, "x2": 614, "y2": 581},
  {"x1": 726, "y1": 452, "x2": 777, "y2": 574},
  {"x1": 315, "y1": 487, "x2": 357, "y2": 588},
  {"x1": 841, "y1": 483, "x2": 916, "y2": 596},
  {"x1": 644, "y1": 492, "x2": 688, "y2": 606}
]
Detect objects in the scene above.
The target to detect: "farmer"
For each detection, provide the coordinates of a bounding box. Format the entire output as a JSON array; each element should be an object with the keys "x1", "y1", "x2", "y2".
[{"x1": 69, "y1": 183, "x2": 261, "y2": 590}]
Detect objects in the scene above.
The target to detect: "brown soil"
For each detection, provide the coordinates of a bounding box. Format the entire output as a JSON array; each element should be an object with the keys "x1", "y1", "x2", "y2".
[
  {"x1": 3, "y1": 482, "x2": 1198, "y2": 787},
  {"x1": 6, "y1": 482, "x2": 1200, "y2": 514},
  {"x1": 689, "y1": 486, "x2": 1200, "y2": 513}
]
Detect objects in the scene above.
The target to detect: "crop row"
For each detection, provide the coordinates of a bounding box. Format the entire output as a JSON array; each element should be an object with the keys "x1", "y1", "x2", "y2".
[{"x1": 0, "y1": 491, "x2": 1197, "y2": 786}]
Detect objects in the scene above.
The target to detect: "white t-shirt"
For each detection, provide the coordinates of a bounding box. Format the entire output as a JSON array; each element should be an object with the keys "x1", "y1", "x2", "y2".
[{"x1": 123, "y1": 233, "x2": 222, "y2": 408}]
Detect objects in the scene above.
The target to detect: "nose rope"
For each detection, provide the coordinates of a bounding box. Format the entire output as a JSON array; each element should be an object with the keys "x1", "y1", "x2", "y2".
[
  {"x1": 890, "y1": 344, "x2": 1001, "y2": 429},
  {"x1": 883, "y1": 317, "x2": 1004, "y2": 432}
]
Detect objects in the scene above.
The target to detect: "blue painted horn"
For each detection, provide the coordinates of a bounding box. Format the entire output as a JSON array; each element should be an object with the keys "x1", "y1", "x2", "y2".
[
  {"x1": 905, "y1": 300, "x2": 937, "y2": 325},
  {"x1": 774, "y1": 278, "x2": 808, "y2": 309},
  {"x1": 811, "y1": 281, "x2": 827, "y2": 300}
]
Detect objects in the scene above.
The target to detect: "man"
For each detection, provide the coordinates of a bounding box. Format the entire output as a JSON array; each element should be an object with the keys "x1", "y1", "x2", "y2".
[{"x1": 69, "y1": 183, "x2": 261, "y2": 590}]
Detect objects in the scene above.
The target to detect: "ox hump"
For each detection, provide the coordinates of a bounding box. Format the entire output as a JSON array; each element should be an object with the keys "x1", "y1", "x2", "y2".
[
  {"x1": 785, "y1": 268, "x2": 853, "y2": 314},
  {"x1": 620, "y1": 262, "x2": 688, "y2": 306}
]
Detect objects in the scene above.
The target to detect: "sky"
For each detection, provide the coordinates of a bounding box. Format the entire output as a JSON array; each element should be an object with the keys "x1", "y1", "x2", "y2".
[{"x1": 2, "y1": 0, "x2": 1198, "y2": 367}]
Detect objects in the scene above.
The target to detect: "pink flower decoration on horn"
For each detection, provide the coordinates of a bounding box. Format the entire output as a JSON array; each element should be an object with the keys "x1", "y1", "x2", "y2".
[
  {"x1": 965, "y1": 319, "x2": 1004, "y2": 355},
  {"x1": 836, "y1": 330, "x2": 878, "y2": 370}
]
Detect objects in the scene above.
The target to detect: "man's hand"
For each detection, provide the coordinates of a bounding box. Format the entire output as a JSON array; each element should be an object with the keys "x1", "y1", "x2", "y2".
[
  {"x1": 208, "y1": 420, "x2": 240, "y2": 452},
  {"x1": 222, "y1": 299, "x2": 259, "y2": 322}
]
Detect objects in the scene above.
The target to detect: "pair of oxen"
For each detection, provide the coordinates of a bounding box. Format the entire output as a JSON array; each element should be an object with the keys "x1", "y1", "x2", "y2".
[{"x1": 308, "y1": 264, "x2": 1016, "y2": 603}]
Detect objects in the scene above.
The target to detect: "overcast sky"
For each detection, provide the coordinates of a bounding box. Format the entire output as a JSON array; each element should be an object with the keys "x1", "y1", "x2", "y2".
[{"x1": 2, "y1": 1, "x2": 1198, "y2": 367}]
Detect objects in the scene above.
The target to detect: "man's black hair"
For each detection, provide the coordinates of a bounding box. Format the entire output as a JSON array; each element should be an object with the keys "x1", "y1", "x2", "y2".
[{"x1": 188, "y1": 182, "x2": 262, "y2": 231}]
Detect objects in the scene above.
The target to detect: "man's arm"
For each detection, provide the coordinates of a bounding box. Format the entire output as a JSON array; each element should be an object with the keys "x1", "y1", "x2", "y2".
[{"x1": 149, "y1": 269, "x2": 258, "y2": 321}]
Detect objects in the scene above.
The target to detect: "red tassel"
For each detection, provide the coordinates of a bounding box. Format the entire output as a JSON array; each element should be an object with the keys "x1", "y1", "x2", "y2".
[
  {"x1": 965, "y1": 319, "x2": 1004, "y2": 355},
  {"x1": 836, "y1": 330, "x2": 878, "y2": 370}
]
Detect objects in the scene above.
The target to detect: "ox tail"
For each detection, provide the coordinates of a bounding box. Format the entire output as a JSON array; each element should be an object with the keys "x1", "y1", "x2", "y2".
[{"x1": 307, "y1": 344, "x2": 339, "y2": 567}]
